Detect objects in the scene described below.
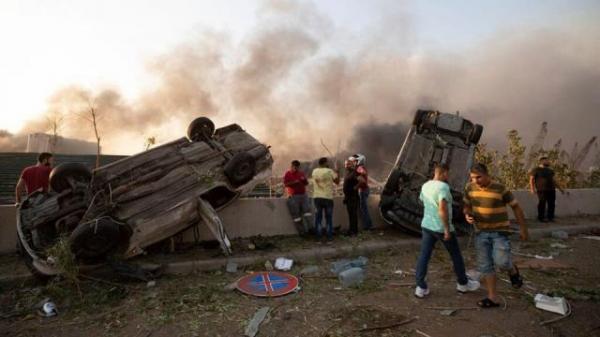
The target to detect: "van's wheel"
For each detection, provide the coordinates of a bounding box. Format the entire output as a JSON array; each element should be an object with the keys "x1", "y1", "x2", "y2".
[
  {"x1": 70, "y1": 218, "x2": 122, "y2": 260},
  {"x1": 187, "y1": 117, "x2": 215, "y2": 141},
  {"x1": 49, "y1": 163, "x2": 92, "y2": 192},
  {"x1": 468, "y1": 124, "x2": 484, "y2": 145},
  {"x1": 224, "y1": 152, "x2": 256, "y2": 187}
]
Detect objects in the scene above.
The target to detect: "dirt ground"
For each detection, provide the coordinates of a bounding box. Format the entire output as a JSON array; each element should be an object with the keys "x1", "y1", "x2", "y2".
[{"x1": 1, "y1": 228, "x2": 600, "y2": 337}]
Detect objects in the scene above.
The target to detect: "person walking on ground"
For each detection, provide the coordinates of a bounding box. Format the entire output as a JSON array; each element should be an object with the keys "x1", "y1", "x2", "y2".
[
  {"x1": 283, "y1": 160, "x2": 312, "y2": 235},
  {"x1": 343, "y1": 158, "x2": 360, "y2": 236},
  {"x1": 463, "y1": 163, "x2": 528, "y2": 308},
  {"x1": 15, "y1": 152, "x2": 54, "y2": 204},
  {"x1": 352, "y1": 154, "x2": 373, "y2": 230},
  {"x1": 414, "y1": 163, "x2": 480, "y2": 298},
  {"x1": 529, "y1": 156, "x2": 566, "y2": 222},
  {"x1": 311, "y1": 157, "x2": 340, "y2": 243}
]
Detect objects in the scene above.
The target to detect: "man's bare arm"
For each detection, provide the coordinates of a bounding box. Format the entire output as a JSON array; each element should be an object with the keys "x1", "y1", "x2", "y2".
[
  {"x1": 15, "y1": 178, "x2": 26, "y2": 204},
  {"x1": 529, "y1": 175, "x2": 536, "y2": 194},
  {"x1": 511, "y1": 203, "x2": 528, "y2": 241},
  {"x1": 439, "y1": 199, "x2": 451, "y2": 240}
]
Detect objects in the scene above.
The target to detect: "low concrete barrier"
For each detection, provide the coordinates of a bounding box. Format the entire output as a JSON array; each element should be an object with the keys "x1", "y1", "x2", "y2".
[{"x1": 1, "y1": 189, "x2": 599, "y2": 254}]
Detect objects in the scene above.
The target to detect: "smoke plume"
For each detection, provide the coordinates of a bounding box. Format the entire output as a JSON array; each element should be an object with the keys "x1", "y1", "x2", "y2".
[{"x1": 4, "y1": 1, "x2": 599, "y2": 177}]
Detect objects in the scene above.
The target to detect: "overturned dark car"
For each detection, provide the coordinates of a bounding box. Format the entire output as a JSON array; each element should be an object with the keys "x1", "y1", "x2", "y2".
[
  {"x1": 17, "y1": 117, "x2": 273, "y2": 277},
  {"x1": 379, "y1": 110, "x2": 483, "y2": 234}
]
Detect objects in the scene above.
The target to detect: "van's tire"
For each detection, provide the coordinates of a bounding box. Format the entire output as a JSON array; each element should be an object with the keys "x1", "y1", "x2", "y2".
[
  {"x1": 412, "y1": 110, "x2": 429, "y2": 126},
  {"x1": 468, "y1": 124, "x2": 484, "y2": 145},
  {"x1": 187, "y1": 117, "x2": 215, "y2": 141},
  {"x1": 70, "y1": 218, "x2": 122, "y2": 260},
  {"x1": 224, "y1": 153, "x2": 256, "y2": 187},
  {"x1": 49, "y1": 163, "x2": 92, "y2": 192}
]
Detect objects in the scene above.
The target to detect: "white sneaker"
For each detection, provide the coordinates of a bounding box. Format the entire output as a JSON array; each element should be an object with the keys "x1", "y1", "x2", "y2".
[
  {"x1": 414, "y1": 286, "x2": 430, "y2": 298},
  {"x1": 456, "y1": 279, "x2": 480, "y2": 293}
]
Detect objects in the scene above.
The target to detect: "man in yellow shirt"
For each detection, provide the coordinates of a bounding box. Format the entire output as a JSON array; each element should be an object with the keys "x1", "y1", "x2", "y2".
[{"x1": 311, "y1": 157, "x2": 340, "y2": 243}]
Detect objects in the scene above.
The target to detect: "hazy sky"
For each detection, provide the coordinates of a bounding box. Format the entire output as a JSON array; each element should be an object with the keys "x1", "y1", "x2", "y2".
[{"x1": 0, "y1": 0, "x2": 597, "y2": 138}]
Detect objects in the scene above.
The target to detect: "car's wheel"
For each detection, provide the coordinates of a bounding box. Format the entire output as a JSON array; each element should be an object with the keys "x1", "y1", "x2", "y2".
[
  {"x1": 187, "y1": 117, "x2": 215, "y2": 141},
  {"x1": 224, "y1": 152, "x2": 256, "y2": 187},
  {"x1": 412, "y1": 110, "x2": 429, "y2": 126},
  {"x1": 70, "y1": 217, "x2": 122, "y2": 260},
  {"x1": 49, "y1": 163, "x2": 92, "y2": 192},
  {"x1": 467, "y1": 124, "x2": 483, "y2": 145}
]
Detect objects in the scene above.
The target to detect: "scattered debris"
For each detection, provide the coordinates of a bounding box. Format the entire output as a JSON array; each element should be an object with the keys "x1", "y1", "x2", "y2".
[
  {"x1": 356, "y1": 316, "x2": 417, "y2": 332},
  {"x1": 274, "y1": 257, "x2": 293, "y2": 271},
  {"x1": 539, "y1": 299, "x2": 573, "y2": 326},
  {"x1": 534, "y1": 294, "x2": 569, "y2": 315},
  {"x1": 224, "y1": 281, "x2": 238, "y2": 291},
  {"x1": 514, "y1": 257, "x2": 570, "y2": 270},
  {"x1": 386, "y1": 282, "x2": 413, "y2": 288},
  {"x1": 580, "y1": 235, "x2": 600, "y2": 241},
  {"x1": 299, "y1": 265, "x2": 319, "y2": 276},
  {"x1": 440, "y1": 309, "x2": 457, "y2": 316},
  {"x1": 146, "y1": 280, "x2": 156, "y2": 288},
  {"x1": 38, "y1": 299, "x2": 58, "y2": 317},
  {"x1": 338, "y1": 267, "x2": 365, "y2": 288},
  {"x1": 244, "y1": 306, "x2": 270, "y2": 337},
  {"x1": 248, "y1": 243, "x2": 256, "y2": 250},
  {"x1": 330, "y1": 256, "x2": 368, "y2": 275},
  {"x1": 551, "y1": 231, "x2": 569, "y2": 240},
  {"x1": 226, "y1": 261, "x2": 238, "y2": 273},
  {"x1": 415, "y1": 329, "x2": 434, "y2": 337},
  {"x1": 425, "y1": 306, "x2": 479, "y2": 310},
  {"x1": 550, "y1": 243, "x2": 568, "y2": 249},
  {"x1": 264, "y1": 260, "x2": 274, "y2": 271},
  {"x1": 513, "y1": 251, "x2": 554, "y2": 260}
]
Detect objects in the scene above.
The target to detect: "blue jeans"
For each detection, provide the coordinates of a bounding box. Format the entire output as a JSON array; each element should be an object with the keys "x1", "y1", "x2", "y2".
[
  {"x1": 314, "y1": 198, "x2": 334, "y2": 240},
  {"x1": 475, "y1": 231, "x2": 513, "y2": 275},
  {"x1": 415, "y1": 228, "x2": 468, "y2": 289},
  {"x1": 359, "y1": 189, "x2": 372, "y2": 229}
]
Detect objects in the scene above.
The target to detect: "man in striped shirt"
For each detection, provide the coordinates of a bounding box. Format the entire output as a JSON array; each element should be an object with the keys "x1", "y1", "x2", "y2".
[{"x1": 463, "y1": 163, "x2": 528, "y2": 308}]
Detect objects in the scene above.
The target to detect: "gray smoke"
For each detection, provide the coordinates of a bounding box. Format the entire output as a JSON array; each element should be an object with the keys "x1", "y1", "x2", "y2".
[{"x1": 4, "y1": 1, "x2": 599, "y2": 175}]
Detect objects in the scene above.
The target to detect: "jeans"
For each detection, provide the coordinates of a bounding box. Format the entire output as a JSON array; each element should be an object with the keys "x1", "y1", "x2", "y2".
[
  {"x1": 314, "y1": 198, "x2": 334, "y2": 240},
  {"x1": 359, "y1": 189, "x2": 373, "y2": 229},
  {"x1": 415, "y1": 228, "x2": 468, "y2": 289},
  {"x1": 475, "y1": 231, "x2": 513, "y2": 275},
  {"x1": 286, "y1": 194, "x2": 312, "y2": 234},
  {"x1": 537, "y1": 189, "x2": 556, "y2": 221}
]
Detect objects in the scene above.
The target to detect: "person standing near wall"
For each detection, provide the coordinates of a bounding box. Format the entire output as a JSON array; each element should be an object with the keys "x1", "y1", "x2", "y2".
[
  {"x1": 352, "y1": 154, "x2": 373, "y2": 230},
  {"x1": 343, "y1": 158, "x2": 360, "y2": 236},
  {"x1": 529, "y1": 156, "x2": 566, "y2": 222},
  {"x1": 15, "y1": 152, "x2": 54, "y2": 204},
  {"x1": 283, "y1": 160, "x2": 312, "y2": 235},
  {"x1": 311, "y1": 157, "x2": 339, "y2": 243}
]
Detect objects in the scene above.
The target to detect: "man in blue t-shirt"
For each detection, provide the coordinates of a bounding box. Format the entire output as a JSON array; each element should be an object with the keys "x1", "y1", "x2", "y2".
[{"x1": 414, "y1": 163, "x2": 480, "y2": 298}]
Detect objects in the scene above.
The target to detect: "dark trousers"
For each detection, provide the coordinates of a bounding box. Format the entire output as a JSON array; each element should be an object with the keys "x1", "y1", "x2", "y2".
[
  {"x1": 314, "y1": 198, "x2": 334, "y2": 240},
  {"x1": 345, "y1": 196, "x2": 359, "y2": 235},
  {"x1": 537, "y1": 189, "x2": 556, "y2": 221},
  {"x1": 415, "y1": 228, "x2": 468, "y2": 289}
]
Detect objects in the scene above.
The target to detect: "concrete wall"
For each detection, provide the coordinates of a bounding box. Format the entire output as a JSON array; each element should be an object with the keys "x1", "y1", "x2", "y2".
[{"x1": 1, "y1": 189, "x2": 599, "y2": 254}]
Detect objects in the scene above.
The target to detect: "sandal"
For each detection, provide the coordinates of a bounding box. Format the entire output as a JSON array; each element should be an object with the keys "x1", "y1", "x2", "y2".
[
  {"x1": 510, "y1": 265, "x2": 523, "y2": 289},
  {"x1": 477, "y1": 298, "x2": 500, "y2": 308}
]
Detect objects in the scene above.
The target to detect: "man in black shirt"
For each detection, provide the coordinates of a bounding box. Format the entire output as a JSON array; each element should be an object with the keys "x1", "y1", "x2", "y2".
[
  {"x1": 529, "y1": 156, "x2": 565, "y2": 222},
  {"x1": 343, "y1": 158, "x2": 359, "y2": 236}
]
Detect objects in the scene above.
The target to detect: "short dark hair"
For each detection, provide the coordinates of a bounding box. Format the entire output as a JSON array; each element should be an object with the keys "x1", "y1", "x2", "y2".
[
  {"x1": 318, "y1": 157, "x2": 328, "y2": 166},
  {"x1": 539, "y1": 156, "x2": 549, "y2": 161},
  {"x1": 470, "y1": 163, "x2": 489, "y2": 175},
  {"x1": 38, "y1": 152, "x2": 53, "y2": 163},
  {"x1": 434, "y1": 163, "x2": 449, "y2": 172},
  {"x1": 291, "y1": 160, "x2": 300, "y2": 167}
]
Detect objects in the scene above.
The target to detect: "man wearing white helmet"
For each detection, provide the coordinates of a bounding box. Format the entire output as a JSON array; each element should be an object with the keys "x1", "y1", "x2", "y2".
[{"x1": 352, "y1": 154, "x2": 373, "y2": 231}]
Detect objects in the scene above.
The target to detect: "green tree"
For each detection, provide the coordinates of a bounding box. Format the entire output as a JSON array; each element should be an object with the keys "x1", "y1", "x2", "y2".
[
  {"x1": 498, "y1": 130, "x2": 528, "y2": 190},
  {"x1": 474, "y1": 143, "x2": 499, "y2": 179}
]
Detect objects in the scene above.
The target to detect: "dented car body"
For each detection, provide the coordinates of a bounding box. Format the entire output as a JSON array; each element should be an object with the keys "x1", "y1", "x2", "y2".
[
  {"x1": 17, "y1": 118, "x2": 273, "y2": 277},
  {"x1": 379, "y1": 110, "x2": 483, "y2": 234}
]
